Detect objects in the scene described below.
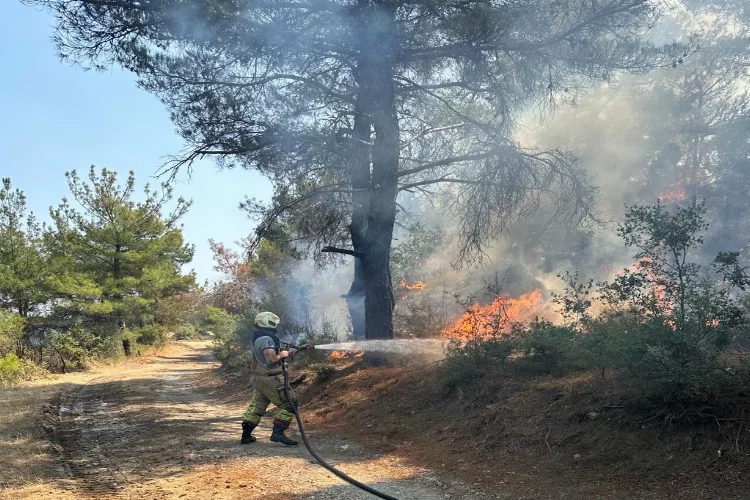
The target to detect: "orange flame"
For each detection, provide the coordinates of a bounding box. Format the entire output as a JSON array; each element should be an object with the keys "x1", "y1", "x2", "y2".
[
  {"x1": 634, "y1": 257, "x2": 674, "y2": 316},
  {"x1": 329, "y1": 350, "x2": 363, "y2": 359},
  {"x1": 442, "y1": 290, "x2": 542, "y2": 341},
  {"x1": 400, "y1": 279, "x2": 427, "y2": 290},
  {"x1": 659, "y1": 187, "x2": 688, "y2": 203}
]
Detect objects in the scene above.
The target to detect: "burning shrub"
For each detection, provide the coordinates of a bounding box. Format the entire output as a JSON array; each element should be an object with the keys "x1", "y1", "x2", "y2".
[
  {"x1": 442, "y1": 289, "x2": 542, "y2": 342},
  {"x1": 400, "y1": 280, "x2": 426, "y2": 290},
  {"x1": 391, "y1": 223, "x2": 448, "y2": 338},
  {"x1": 441, "y1": 280, "x2": 557, "y2": 391},
  {"x1": 444, "y1": 200, "x2": 750, "y2": 423}
]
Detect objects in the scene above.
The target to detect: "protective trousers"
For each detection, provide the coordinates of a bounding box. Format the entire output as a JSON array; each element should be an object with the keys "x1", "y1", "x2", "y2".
[{"x1": 242, "y1": 373, "x2": 296, "y2": 427}]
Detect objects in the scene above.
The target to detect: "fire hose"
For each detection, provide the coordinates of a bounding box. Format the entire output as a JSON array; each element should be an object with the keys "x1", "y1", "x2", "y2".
[{"x1": 281, "y1": 357, "x2": 400, "y2": 500}]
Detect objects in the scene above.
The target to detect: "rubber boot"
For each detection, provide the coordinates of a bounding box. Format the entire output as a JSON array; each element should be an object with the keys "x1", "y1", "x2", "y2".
[
  {"x1": 240, "y1": 422, "x2": 257, "y2": 444},
  {"x1": 270, "y1": 421, "x2": 298, "y2": 446}
]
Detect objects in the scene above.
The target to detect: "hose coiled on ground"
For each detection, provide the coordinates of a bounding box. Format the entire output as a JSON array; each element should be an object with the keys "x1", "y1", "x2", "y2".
[{"x1": 281, "y1": 359, "x2": 400, "y2": 500}]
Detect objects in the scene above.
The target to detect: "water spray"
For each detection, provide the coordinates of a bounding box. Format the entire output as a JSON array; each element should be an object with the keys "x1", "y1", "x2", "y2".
[{"x1": 313, "y1": 338, "x2": 449, "y2": 354}]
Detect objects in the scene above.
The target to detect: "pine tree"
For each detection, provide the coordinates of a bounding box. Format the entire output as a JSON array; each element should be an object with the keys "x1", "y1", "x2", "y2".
[
  {"x1": 0, "y1": 178, "x2": 51, "y2": 318},
  {"x1": 47, "y1": 167, "x2": 196, "y2": 353}
]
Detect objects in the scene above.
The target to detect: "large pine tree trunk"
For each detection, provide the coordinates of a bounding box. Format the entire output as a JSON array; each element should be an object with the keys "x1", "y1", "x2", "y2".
[
  {"x1": 346, "y1": 109, "x2": 372, "y2": 341},
  {"x1": 354, "y1": 2, "x2": 399, "y2": 346}
]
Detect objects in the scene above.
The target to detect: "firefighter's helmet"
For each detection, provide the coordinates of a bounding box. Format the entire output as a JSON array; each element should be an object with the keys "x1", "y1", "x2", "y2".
[{"x1": 255, "y1": 311, "x2": 280, "y2": 329}]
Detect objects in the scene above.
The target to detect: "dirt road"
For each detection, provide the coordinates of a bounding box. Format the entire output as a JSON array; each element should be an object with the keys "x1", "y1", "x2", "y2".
[{"x1": 12, "y1": 342, "x2": 491, "y2": 499}]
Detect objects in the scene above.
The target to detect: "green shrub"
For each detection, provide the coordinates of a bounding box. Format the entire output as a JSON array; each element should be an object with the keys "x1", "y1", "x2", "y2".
[
  {"x1": 203, "y1": 306, "x2": 245, "y2": 368},
  {"x1": 96, "y1": 335, "x2": 124, "y2": 358},
  {"x1": 578, "y1": 315, "x2": 632, "y2": 378},
  {"x1": 614, "y1": 320, "x2": 728, "y2": 399},
  {"x1": 47, "y1": 324, "x2": 105, "y2": 372},
  {"x1": 442, "y1": 336, "x2": 516, "y2": 393},
  {"x1": 216, "y1": 345, "x2": 253, "y2": 371},
  {"x1": 201, "y1": 306, "x2": 238, "y2": 339},
  {"x1": 0, "y1": 353, "x2": 21, "y2": 385},
  {"x1": 517, "y1": 321, "x2": 583, "y2": 374},
  {"x1": 134, "y1": 324, "x2": 170, "y2": 346},
  {"x1": 173, "y1": 324, "x2": 200, "y2": 340},
  {"x1": 576, "y1": 312, "x2": 750, "y2": 421},
  {"x1": 0, "y1": 353, "x2": 47, "y2": 386},
  {"x1": 0, "y1": 310, "x2": 25, "y2": 356}
]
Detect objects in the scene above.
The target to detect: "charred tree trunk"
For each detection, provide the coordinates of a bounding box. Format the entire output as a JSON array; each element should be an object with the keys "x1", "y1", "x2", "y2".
[
  {"x1": 354, "y1": 2, "x2": 398, "y2": 348},
  {"x1": 346, "y1": 107, "x2": 372, "y2": 341}
]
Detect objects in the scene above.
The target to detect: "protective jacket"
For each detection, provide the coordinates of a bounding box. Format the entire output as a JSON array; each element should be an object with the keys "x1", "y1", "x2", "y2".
[
  {"x1": 242, "y1": 326, "x2": 296, "y2": 426},
  {"x1": 251, "y1": 326, "x2": 282, "y2": 373}
]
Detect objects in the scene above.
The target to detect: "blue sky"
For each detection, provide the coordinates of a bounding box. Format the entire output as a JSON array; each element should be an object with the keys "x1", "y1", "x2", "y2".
[{"x1": 1, "y1": 2, "x2": 273, "y2": 282}]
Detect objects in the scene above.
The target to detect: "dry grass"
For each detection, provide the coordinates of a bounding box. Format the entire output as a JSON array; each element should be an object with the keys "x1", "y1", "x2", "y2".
[
  {"x1": 300, "y1": 362, "x2": 750, "y2": 499},
  {"x1": 0, "y1": 373, "x2": 92, "y2": 489},
  {"x1": 0, "y1": 342, "x2": 190, "y2": 493},
  {"x1": 2, "y1": 342, "x2": 450, "y2": 500}
]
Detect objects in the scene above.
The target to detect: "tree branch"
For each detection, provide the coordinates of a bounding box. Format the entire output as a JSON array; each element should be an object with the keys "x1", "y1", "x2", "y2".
[
  {"x1": 321, "y1": 246, "x2": 363, "y2": 259},
  {"x1": 398, "y1": 151, "x2": 495, "y2": 178}
]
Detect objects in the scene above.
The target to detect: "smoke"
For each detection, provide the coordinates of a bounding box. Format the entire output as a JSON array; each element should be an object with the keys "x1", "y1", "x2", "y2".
[
  {"x1": 212, "y1": 0, "x2": 748, "y2": 336},
  {"x1": 184, "y1": 2, "x2": 744, "y2": 326},
  {"x1": 281, "y1": 258, "x2": 354, "y2": 341},
  {"x1": 380, "y1": 1, "x2": 750, "y2": 324}
]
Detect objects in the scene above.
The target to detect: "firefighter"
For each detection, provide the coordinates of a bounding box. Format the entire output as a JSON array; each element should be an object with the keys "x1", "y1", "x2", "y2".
[{"x1": 240, "y1": 311, "x2": 299, "y2": 446}]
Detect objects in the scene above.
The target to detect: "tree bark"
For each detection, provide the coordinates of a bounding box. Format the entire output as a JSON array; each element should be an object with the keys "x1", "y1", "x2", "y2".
[{"x1": 346, "y1": 99, "x2": 372, "y2": 340}]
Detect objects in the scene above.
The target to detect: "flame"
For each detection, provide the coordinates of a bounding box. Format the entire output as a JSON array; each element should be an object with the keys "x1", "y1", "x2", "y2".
[
  {"x1": 634, "y1": 257, "x2": 674, "y2": 316},
  {"x1": 442, "y1": 290, "x2": 542, "y2": 341},
  {"x1": 400, "y1": 279, "x2": 427, "y2": 290},
  {"x1": 659, "y1": 186, "x2": 688, "y2": 203},
  {"x1": 329, "y1": 350, "x2": 363, "y2": 359}
]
